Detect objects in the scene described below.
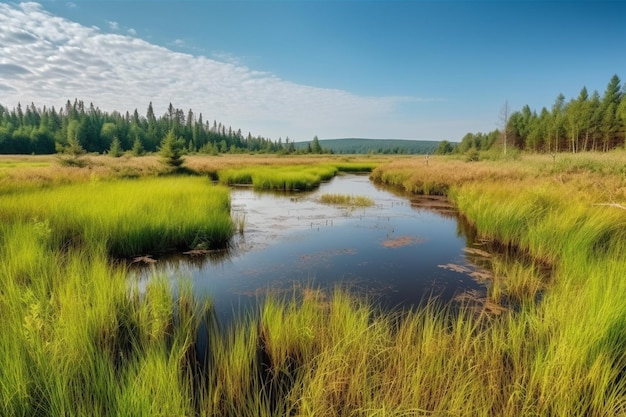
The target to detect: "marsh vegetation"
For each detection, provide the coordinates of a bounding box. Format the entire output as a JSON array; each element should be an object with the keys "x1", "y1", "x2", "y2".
[
  {"x1": 2, "y1": 152, "x2": 626, "y2": 416},
  {"x1": 319, "y1": 193, "x2": 374, "y2": 207}
]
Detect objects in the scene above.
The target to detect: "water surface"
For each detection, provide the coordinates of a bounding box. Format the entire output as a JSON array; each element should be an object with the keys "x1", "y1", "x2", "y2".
[{"x1": 137, "y1": 175, "x2": 492, "y2": 319}]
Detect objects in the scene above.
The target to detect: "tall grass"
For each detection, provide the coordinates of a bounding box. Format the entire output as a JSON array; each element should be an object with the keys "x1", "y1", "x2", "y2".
[
  {"x1": 0, "y1": 176, "x2": 234, "y2": 257},
  {"x1": 218, "y1": 165, "x2": 338, "y2": 191},
  {"x1": 0, "y1": 220, "x2": 212, "y2": 416},
  {"x1": 4, "y1": 152, "x2": 626, "y2": 415},
  {"x1": 215, "y1": 160, "x2": 379, "y2": 191},
  {"x1": 369, "y1": 152, "x2": 626, "y2": 415},
  {"x1": 320, "y1": 193, "x2": 375, "y2": 207}
]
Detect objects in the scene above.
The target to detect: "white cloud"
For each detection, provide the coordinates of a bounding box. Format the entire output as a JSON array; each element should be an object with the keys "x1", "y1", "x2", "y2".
[
  {"x1": 127, "y1": 28, "x2": 137, "y2": 36},
  {"x1": 0, "y1": 2, "x2": 442, "y2": 140},
  {"x1": 107, "y1": 20, "x2": 119, "y2": 31}
]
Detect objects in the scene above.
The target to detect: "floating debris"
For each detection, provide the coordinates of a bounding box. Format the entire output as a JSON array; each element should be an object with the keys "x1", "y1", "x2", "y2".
[
  {"x1": 439, "y1": 263, "x2": 493, "y2": 283},
  {"x1": 131, "y1": 255, "x2": 157, "y2": 264},
  {"x1": 382, "y1": 235, "x2": 424, "y2": 248},
  {"x1": 438, "y1": 263, "x2": 472, "y2": 274},
  {"x1": 463, "y1": 247, "x2": 493, "y2": 258}
]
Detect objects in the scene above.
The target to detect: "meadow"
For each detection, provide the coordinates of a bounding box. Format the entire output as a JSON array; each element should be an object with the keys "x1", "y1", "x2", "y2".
[{"x1": 2, "y1": 152, "x2": 626, "y2": 416}]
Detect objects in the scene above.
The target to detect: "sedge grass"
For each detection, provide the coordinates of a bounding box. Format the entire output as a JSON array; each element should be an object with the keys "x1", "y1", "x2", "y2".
[
  {"x1": 0, "y1": 228, "x2": 212, "y2": 416},
  {"x1": 0, "y1": 176, "x2": 234, "y2": 257},
  {"x1": 218, "y1": 165, "x2": 338, "y2": 191},
  {"x1": 3, "y1": 151, "x2": 626, "y2": 416},
  {"x1": 319, "y1": 193, "x2": 375, "y2": 207},
  {"x1": 215, "y1": 159, "x2": 378, "y2": 191},
  {"x1": 369, "y1": 152, "x2": 626, "y2": 415}
]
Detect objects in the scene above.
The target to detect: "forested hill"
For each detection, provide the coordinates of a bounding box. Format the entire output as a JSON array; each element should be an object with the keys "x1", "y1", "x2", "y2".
[{"x1": 295, "y1": 138, "x2": 440, "y2": 154}]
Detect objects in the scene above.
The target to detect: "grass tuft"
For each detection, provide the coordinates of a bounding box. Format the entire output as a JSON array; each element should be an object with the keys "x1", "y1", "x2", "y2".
[{"x1": 319, "y1": 193, "x2": 375, "y2": 207}]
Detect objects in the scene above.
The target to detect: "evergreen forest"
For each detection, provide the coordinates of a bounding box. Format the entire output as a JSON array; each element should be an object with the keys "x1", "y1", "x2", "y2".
[
  {"x1": 2, "y1": 74, "x2": 624, "y2": 157},
  {"x1": 0, "y1": 100, "x2": 300, "y2": 156},
  {"x1": 450, "y1": 74, "x2": 626, "y2": 155}
]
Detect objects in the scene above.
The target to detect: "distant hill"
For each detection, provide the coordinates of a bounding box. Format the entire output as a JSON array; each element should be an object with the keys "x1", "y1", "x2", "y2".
[{"x1": 294, "y1": 138, "x2": 440, "y2": 154}]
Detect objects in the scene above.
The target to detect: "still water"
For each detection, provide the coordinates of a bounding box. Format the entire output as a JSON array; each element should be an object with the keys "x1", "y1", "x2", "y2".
[{"x1": 136, "y1": 174, "x2": 492, "y2": 320}]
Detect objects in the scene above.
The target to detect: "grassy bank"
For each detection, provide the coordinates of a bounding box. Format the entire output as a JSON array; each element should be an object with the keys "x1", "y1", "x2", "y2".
[
  {"x1": 0, "y1": 154, "x2": 384, "y2": 193},
  {"x1": 215, "y1": 160, "x2": 380, "y2": 191},
  {"x1": 0, "y1": 176, "x2": 234, "y2": 257},
  {"x1": 369, "y1": 152, "x2": 626, "y2": 414},
  {"x1": 0, "y1": 236, "x2": 212, "y2": 416}
]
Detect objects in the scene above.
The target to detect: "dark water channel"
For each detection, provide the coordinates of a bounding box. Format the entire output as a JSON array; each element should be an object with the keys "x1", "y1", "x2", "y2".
[{"x1": 135, "y1": 174, "x2": 497, "y2": 321}]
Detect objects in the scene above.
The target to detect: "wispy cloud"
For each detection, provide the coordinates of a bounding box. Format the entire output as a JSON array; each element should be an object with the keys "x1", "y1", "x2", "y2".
[
  {"x1": 107, "y1": 20, "x2": 119, "y2": 31},
  {"x1": 0, "y1": 2, "x2": 438, "y2": 140},
  {"x1": 171, "y1": 38, "x2": 185, "y2": 47}
]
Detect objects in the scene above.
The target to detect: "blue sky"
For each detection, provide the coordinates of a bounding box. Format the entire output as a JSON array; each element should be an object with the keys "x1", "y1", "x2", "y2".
[{"x1": 1, "y1": 1, "x2": 624, "y2": 142}]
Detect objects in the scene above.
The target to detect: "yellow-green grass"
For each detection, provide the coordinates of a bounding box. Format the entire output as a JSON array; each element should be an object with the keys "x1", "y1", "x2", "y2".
[
  {"x1": 218, "y1": 165, "x2": 338, "y2": 191},
  {"x1": 185, "y1": 154, "x2": 387, "y2": 173},
  {"x1": 0, "y1": 176, "x2": 233, "y2": 257},
  {"x1": 216, "y1": 161, "x2": 381, "y2": 192},
  {"x1": 319, "y1": 193, "x2": 375, "y2": 207},
  {"x1": 0, "y1": 229, "x2": 209, "y2": 416},
  {"x1": 368, "y1": 151, "x2": 626, "y2": 415},
  {"x1": 0, "y1": 154, "x2": 386, "y2": 195},
  {"x1": 4, "y1": 151, "x2": 626, "y2": 416}
]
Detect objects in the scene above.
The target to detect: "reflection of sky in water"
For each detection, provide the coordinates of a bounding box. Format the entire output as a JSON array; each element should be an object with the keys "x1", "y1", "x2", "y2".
[{"x1": 136, "y1": 175, "x2": 489, "y2": 320}]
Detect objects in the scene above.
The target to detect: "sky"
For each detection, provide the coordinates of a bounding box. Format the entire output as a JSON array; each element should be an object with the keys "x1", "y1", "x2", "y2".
[{"x1": 0, "y1": 1, "x2": 625, "y2": 142}]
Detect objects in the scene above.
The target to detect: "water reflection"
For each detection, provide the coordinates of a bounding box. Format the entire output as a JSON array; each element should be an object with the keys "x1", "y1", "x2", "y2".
[{"x1": 134, "y1": 175, "x2": 498, "y2": 320}]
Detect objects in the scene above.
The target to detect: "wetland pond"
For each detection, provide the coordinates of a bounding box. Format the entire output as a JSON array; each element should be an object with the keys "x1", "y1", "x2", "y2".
[{"x1": 136, "y1": 174, "x2": 499, "y2": 321}]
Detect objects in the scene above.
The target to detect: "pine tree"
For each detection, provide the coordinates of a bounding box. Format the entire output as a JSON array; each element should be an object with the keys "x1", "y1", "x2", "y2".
[
  {"x1": 159, "y1": 130, "x2": 185, "y2": 170},
  {"x1": 66, "y1": 133, "x2": 85, "y2": 157},
  {"x1": 109, "y1": 136, "x2": 123, "y2": 157},
  {"x1": 131, "y1": 136, "x2": 145, "y2": 156},
  {"x1": 311, "y1": 135, "x2": 322, "y2": 153},
  {"x1": 600, "y1": 75, "x2": 624, "y2": 149}
]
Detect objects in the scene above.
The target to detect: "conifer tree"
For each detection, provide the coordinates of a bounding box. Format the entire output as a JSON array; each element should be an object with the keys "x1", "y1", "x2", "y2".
[
  {"x1": 131, "y1": 136, "x2": 145, "y2": 156},
  {"x1": 158, "y1": 130, "x2": 185, "y2": 170},
  {"x1": 109, "y1": 136, "x2": 123, "y2": 157},
  {"x1": 311, "y1": 135, "x2": 323, "y2": 153}
]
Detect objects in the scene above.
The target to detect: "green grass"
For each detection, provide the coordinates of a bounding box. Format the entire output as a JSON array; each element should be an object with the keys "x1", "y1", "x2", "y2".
[
  {"x1": 0, "y1": 209, "x2": 223, "y2": 416},
  {"x1": 4, "y1": 153, "x2": 626, "y2": 416},
  {"x1": 218, "y1": 165, "x2": 338, "y2": 191},
  {"x1": 217, "y1": 163, "x2": 376, "y2": 192},
  {"x1": 368, "y1": 153, "x2": 626, "y2": 415},
  {"x1": 319, "y1": 193, "x2": 375, "y2": 207},
  {"x1": 0, "y1": 161, "x2": 51, "y2": 169},
  {"x1": 0, "y1": 176, "x2": 234, "y2": 257}
]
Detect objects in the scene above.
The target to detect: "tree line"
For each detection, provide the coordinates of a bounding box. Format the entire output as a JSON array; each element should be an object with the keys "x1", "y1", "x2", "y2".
[
  {"x1": 0, "y1": 100, "x2": 308, "y2": 156},
  {"x1": 440, "y1": 74, "x2": 626, "y2": 155}
]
